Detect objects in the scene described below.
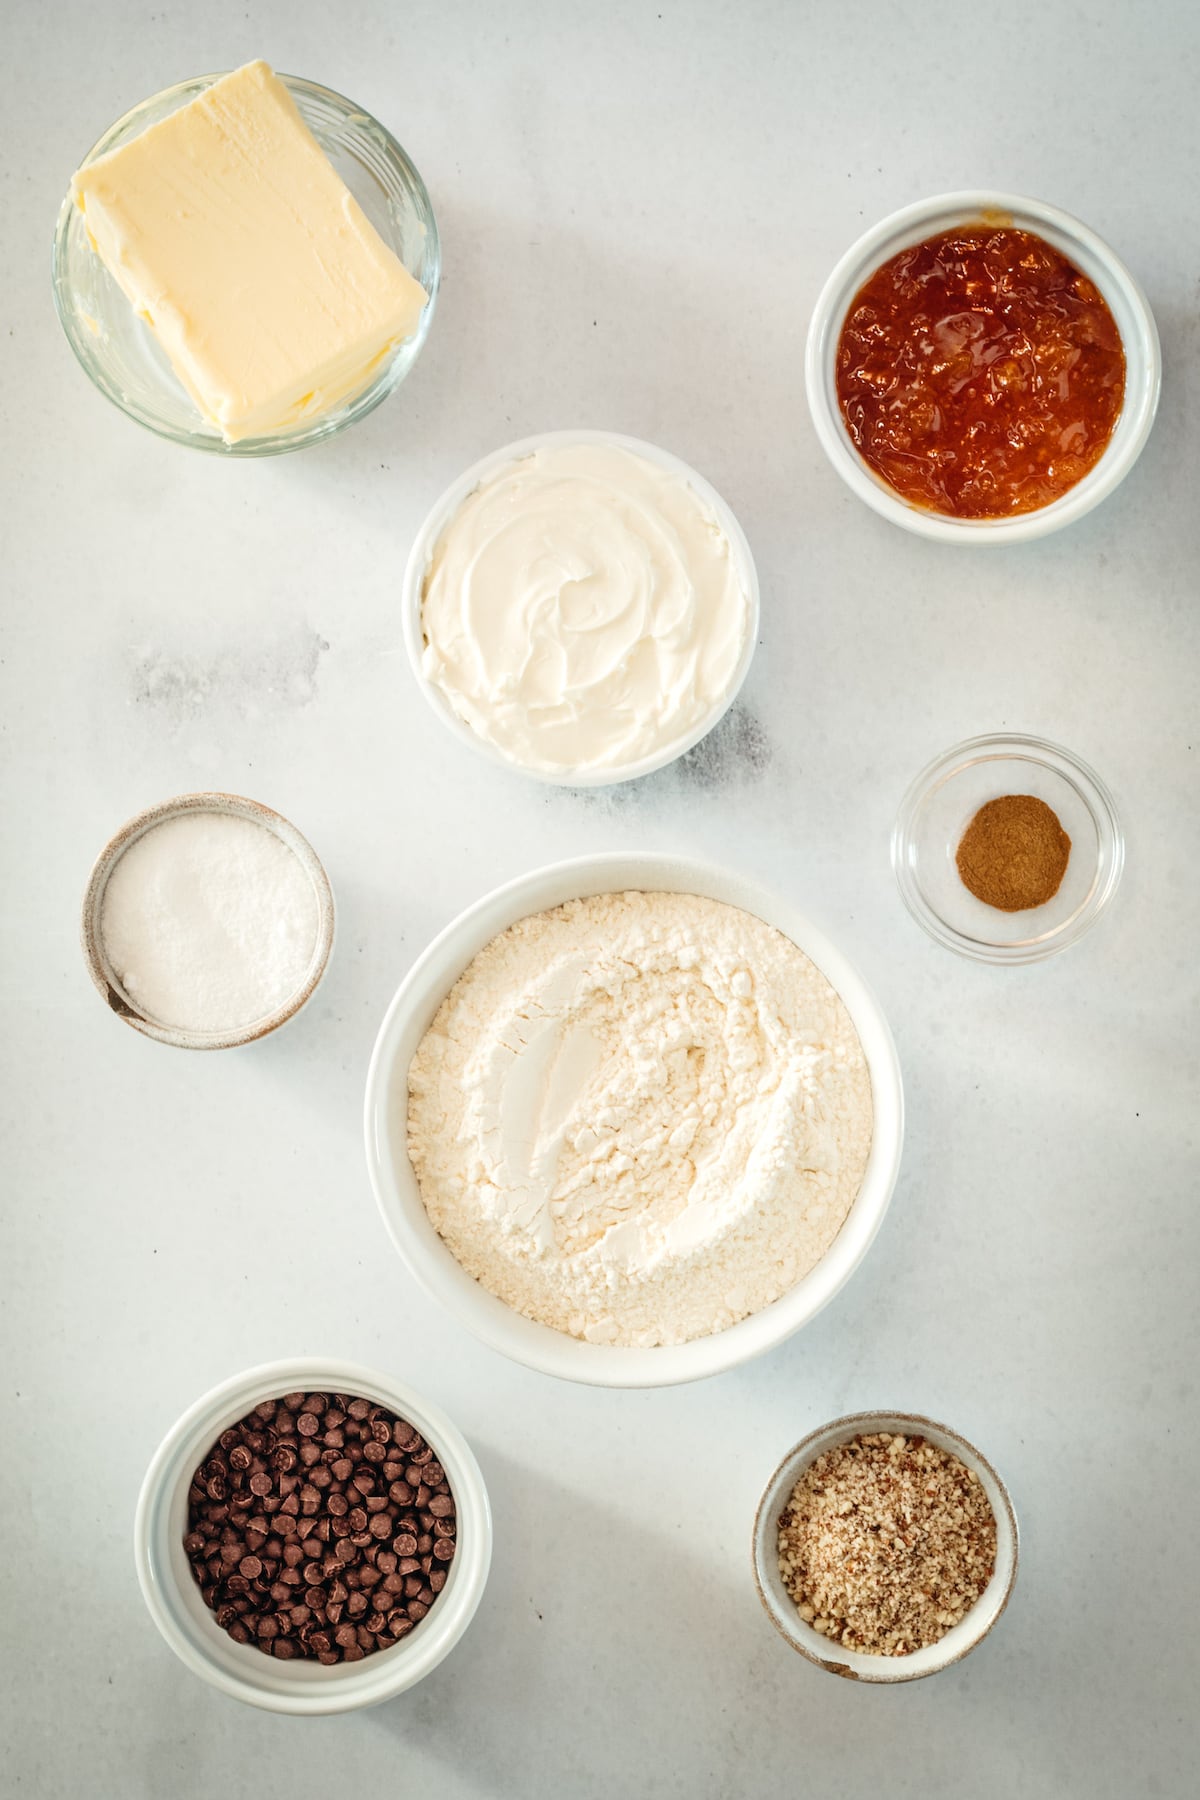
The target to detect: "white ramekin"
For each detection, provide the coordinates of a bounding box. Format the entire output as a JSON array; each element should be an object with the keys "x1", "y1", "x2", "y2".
[
  {"x1": 81, "y1": 792, "x2": 336, "y2": 1050},
  {"x1": 753, "y1": 1411, "x2": 1019, "y2": 1683},
  {"x1": 805, "y1": 191, "x2": 1161, "y2": 544},
  {"x1": 364, "y1": 853, "x2": 904, "y2": 1388},
  {"x1": 400, "y1": 431, "x2": 761, "y2": 785},
  {"x1": 134, "y1": 1360, "x2": 492, "y2": 1713}
]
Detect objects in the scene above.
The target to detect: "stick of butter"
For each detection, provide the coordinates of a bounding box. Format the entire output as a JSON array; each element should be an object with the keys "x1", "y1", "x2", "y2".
[{"x1": 71, "y1": 60, "x2": 429, "y2": 442}]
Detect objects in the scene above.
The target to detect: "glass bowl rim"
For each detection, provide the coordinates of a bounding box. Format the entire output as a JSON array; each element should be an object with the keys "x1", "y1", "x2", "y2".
[
  {"x1": 891, "y1": 731, "x2": 1125, "y2": 964},
  {"x1": 51, "y1": 67, "x2": 440, "y2": 456}
]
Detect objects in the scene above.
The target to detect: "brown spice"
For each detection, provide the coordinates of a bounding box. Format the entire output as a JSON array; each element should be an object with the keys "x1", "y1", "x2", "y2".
[
  {"x1": 777, "y1": 1432, "x2": 996, "y2": 1656},
  {"x1": 956, "y1": 793, "x2": 1070, "y2": 912}
]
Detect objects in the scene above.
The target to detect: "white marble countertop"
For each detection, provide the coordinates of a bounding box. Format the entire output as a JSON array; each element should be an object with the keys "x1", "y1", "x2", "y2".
[{"x1": 4, "y1": 2, "x2": 1198, "y2": 1794}]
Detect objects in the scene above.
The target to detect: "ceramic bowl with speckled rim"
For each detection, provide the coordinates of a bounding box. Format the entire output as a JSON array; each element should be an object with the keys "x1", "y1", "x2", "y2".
[
  {"x1": 81, "y1": 792, "x2": 335, "y2": 1049},
  {"x1": 752, "y1": 1410, "x2": 1019, "y2": 1683}
]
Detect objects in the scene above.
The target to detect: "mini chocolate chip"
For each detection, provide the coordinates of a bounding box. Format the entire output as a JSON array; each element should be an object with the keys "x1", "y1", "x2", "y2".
[
  {"x1": 407, "y1": 1600, "x2": 429, "y2": 1622},
  {"x1": 428, "y1": 1494, "x2": 454, "y2": 1518},
  {"x1": 296, "y1": 1414, "x2": 320, "y2": 1438}
]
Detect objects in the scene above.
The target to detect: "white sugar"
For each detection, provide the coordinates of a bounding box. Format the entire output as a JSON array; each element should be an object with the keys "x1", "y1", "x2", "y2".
[{"x1": 100, "y1": 811, "x2": 320, "y2": 1033}]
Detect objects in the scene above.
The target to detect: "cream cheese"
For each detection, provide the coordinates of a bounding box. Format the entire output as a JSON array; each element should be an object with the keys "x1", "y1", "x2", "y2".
[
  {"x1": 419, "y1": 442, "x2": 752, "y2": 774},
  {"x1": 72, "y1": 61, "x2": 428, "y2": 442}
]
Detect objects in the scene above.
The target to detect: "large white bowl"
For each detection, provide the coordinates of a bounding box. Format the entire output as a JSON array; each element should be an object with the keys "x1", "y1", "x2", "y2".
[
  {"x1": 364, "y1": 854, "x2": 904, "y2": 1387},
  {"x1": 401, "y1": 431, "x2": 760, "y2": 786},
  {"x1": 806, "y1": 191, "x2": 1161, "y2": 544},
  {"x1": 134, "y1": 1359, "x2": 492, "y2": 1713}
]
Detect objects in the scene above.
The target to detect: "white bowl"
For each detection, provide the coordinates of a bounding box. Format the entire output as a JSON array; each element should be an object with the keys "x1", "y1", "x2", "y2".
[
  {"x1": 805, "y1": 191, "x2": 1161, "y2": 544},
  {"x1": 364, "y1": 853, "x2": 904, "y2": 1388},
  {"x1": 400, "y1": 431, "x2": 760, "y2": 785},
  {"x1": 134, "y1": 1359, "x2": 492, "y2": 1713},
  {"x1": 753, "y1": 1410, "x2": 1019, "y2": 1683}
]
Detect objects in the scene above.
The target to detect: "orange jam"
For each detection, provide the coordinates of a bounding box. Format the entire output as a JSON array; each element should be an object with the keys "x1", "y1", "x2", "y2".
[{"x1": 835, "y1": 227, "x2": 1126, "y2": 519}]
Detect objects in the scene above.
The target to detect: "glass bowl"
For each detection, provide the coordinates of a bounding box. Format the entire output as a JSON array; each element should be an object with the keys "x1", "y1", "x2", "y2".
[
  {"x1": 52, "y1": 72, "x2": 440, "y2": 455},
  {"x1": 892, "y1": 734, "x2": 1124, "y2": 963}
]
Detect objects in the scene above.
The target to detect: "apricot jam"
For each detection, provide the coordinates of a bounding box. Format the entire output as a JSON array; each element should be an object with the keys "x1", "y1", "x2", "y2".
[{"x1": 835, "y1": 227, "x2": 1125, "y2": 519}]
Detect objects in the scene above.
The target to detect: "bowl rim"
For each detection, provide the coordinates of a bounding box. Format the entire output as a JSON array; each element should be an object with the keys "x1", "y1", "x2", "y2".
[
  {"x1": 363, "y1": 851, "x2": 904, "y2": 1388},
  {"x1": 52, "y1": 68, "x2": 440, "y2": 456},
  {"x1": 805, "y1": 189, "x2": 1161, "y2": 543},
  {"x1": 890, "y1": 732, "x2": 1125, "y2": 964},
  {"x1": 400, "y1": 429, "x2": 761, "y2": 786},
  {"x1": 751, "y1": 1409, "x2": 1020, "y2": 1683},
  {"x1": 80, "y1": 791, "x2": 336, "y2": 1048},
  {"x1": 133, "y1": 1357, "x2": 493, "y2": 1714}
]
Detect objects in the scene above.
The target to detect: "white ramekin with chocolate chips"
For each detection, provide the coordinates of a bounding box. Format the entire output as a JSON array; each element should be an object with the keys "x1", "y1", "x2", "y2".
[{"x1": 135, "y1": 1360, "x2": 492, "y2": 1713}]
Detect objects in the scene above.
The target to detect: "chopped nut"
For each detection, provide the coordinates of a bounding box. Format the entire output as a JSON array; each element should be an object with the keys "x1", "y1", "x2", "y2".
[{"x1": 776, "y1": 1432, "x2": 997, "y2": 1656}]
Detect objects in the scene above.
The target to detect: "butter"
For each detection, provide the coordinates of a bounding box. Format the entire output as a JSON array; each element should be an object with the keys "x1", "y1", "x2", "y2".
[{"x1": 71, "y1": 61, "x2": 428, "y2": 441}]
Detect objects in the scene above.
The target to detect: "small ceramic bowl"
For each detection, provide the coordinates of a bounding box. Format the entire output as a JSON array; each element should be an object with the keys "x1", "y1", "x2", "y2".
[
  {"x1": 892, "y1": 733, "x2": 1123, "y2": 963},
  {"x1": 81, "y1": 792, "x2": 336, "y2": 1048},
  {"x1": 364, "y1": 851, "x2": 903, "y2": 1388},
  {"x1": 806, "y1": 191, "x2": 1161, "y2": 543},
  {"x1": 401, "y1": 430, "x2": 760, "y2": 786},
  {"x1": 53, "y1": 71, "x2": 439, "y2": 455},
  {"x1": 753, "y1": 1411, "x2": 1019, "y2": 1683},
  {"x1": 135, "y1": 1359, "x2": 492, "y2": 1713}
]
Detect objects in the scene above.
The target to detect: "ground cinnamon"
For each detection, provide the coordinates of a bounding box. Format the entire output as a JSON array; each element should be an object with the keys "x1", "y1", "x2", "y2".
[{"x1": 956, "y1": 794, "x2": 1071, "y2": 912}]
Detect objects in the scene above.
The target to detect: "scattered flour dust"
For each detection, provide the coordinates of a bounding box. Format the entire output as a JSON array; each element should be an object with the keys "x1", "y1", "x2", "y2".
[
  {"x1": 100, "y1": 811, "x2": 319, "y2": 1032},
  {"x1": 406, "y1": 891, "x2": 873, "y2": 1347}
]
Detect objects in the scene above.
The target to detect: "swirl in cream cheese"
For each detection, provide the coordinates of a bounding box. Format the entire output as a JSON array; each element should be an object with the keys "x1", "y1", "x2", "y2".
[{"x1": 419, "y1": 442, "x2": 751, "y2": 774}]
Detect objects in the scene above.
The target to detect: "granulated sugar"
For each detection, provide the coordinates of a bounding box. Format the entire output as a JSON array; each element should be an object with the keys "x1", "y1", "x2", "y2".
[
  {"x1": 99, "y1": 810, "x2": 319, "y2": 1032},
  {"x1": 407, "y1": 891, "x2": 873, "y2": 1346}
]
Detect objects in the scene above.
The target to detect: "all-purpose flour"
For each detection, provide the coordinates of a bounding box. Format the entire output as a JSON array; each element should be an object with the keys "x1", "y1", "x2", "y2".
[{"x1": 407, "y1": 891, "x2": 873, "y2": 1347}]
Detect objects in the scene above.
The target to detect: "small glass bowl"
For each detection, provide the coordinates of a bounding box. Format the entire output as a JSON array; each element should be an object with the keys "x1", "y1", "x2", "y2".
[
  {"x1": 892, "y1": 734, "x2": 1124, "y2": 964},
  {"x1": 52, "y1": 72, "x2": 440, "y2": 455}
]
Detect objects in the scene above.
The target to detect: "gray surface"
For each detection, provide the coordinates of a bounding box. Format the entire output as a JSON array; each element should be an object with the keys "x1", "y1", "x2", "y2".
[{"x1": 2, "y1": 2, "x2": 1197, "y2": 1795}]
